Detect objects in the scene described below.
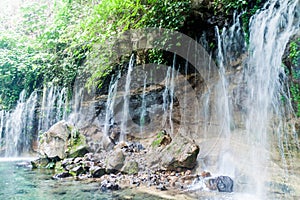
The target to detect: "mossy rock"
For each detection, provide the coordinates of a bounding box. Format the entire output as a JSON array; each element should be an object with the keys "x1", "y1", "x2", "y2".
[
  {"x1": 54, "y1": 161, "x2": 64, "y2": 173},
  {"x1": 31, "y1": 158, "x2": 50, "y2": 169},
  {"x1": 38, "y1": 120, "x2": 89, "y2": 161},
  {"x1": 121, "y1": 161, "x2": 139, "y2": 175},
  {"x1": 151, "y1": 130, "x2": 172, "y2": 147},
  {"x1": 67, "y1": 132, "x2": 89, "y2": 158},
  {"x1": 148, "y1": 134, "x2": 200, "y2": 171}
]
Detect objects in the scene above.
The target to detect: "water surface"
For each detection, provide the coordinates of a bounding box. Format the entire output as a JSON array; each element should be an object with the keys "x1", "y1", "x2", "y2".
[{"x1": 0, "y1": 158, "x2": 165, "y2": 200}]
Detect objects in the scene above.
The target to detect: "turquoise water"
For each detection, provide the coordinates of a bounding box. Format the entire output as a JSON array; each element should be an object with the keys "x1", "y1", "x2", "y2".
[{"x1": 0, "y1": 158, "x2": 164, "y2": 200}]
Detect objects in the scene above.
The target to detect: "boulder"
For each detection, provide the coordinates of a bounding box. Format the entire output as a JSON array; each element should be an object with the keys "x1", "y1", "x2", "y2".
[
  {"x1": 121, "y1": 161, "x2": 139, "y2": 175},
  {"x1": 216, "y1": 176, "x2": 233, "y2": 192},
  {"x1": 31, "y1": 157, "x2": 50, "y2": 168},
  {"x1": 106, "y1": 149, "x2": 125, "y2": 172},
  {"x1": 80, "y1": 125, "x2": 115, "y2": 152},
  {"x1": 70, "y1": 166, "x2": 85, "y2": 176},
  {"x1": 205, "y1": 176, "x2": 233, "y2": 192},
  {"x1": 148, "y1": 134, "x2": 199, "y2": 171},
  {"x1": 38, "y1": 120, "x2": 89, "y2": 160},
  {"x1": 100, "y1": 180, "x2": 120, "y2": 191},
  {"x1": 90, "y1": 166, "x2": 106, "y2": 178},
  {"x1": 52, "y1": 172, "x2": 72, "y2": 179}
]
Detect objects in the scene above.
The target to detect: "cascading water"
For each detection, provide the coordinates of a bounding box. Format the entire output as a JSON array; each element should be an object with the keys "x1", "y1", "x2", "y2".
[
  {"x1": 139, "y1": 73, "x2": 147, "y2": 134},
  {"x1": 198, "y1": 0, "x2": 300, "y2": 199},
  {"x1": 162, "y1": 55, "x2": 177, "y2": 136},
  {"x1": 120, "y1": 54, "x2": 135, "y2": 141},
  {"x1": 215, "y1": 26, "x2": 234, "y2": 178},
  {"x1": 0, "y1": 85, "x2": 70, "y2": 157},
  {"x1": 194, "y1": 1, "x2": 299, "y2": 198},
  {"x1": 0, "y1": 90, "x2": 38, "y2": 157},
  {"x1": 103, "y1": 73, "x2": 120, "y2": 136},
  {"x1": 242, "y1": 0, "x2": 299, "y2": 198},
  {"x1": 162, "y1": 67, "x2": 171, "y2": 128},
  {"x1": 38, "y1": 85, "x2": 69, "y2": 133}
]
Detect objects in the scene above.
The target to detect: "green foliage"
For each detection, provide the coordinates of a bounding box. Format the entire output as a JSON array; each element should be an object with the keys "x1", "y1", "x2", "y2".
[
  {"x1": 0, "y1": 0, "x2": 87, "y2": 109},
  {"x1": 289, "y1": 39, "x2": 300, "y2": 66},
  {"x1": 214, "y1": 0, "x2": 248, "y2": 14},
  {"x1": 0, "y1": 0, "x2": 191, "y2": 109},
  {"x1": 81, "y1": 0, "x2": 191, "y2": 87},
  {"x1": 0, "y1": 33, "x2": 40, "y2": 109},
  {"x1": 289, "y1": 38, "x2": 300, "y2": 117},
  {"x1": 241, "y1": 1, "x2": 262, "y2": 44},
  {"x1": 213, "y1": 0, "x2": 263, "y2": 45}
]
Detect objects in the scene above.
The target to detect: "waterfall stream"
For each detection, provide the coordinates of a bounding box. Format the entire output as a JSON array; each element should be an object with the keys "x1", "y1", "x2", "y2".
[
  {"x1": 0, "y1": 86, "x2": 69, "y2": 157},
  {"x1": 0, "y1": 91, "x2": 38, "y2": 157},
  {"x1": 139, "y1": 74, "x2": 147, "y2": 134},
  {"x1": 120, "y1": 54, "x2": 135, "y2": 141},
  {"x1": 0, "y1": 0, "x2": 299, "y2": 198},
  {"x1": 243, "y1": 0, "x2": 299, "y2": 198}
]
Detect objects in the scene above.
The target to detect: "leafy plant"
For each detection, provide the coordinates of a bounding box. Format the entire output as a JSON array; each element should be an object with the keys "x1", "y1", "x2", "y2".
[
  {"x1": 213, "y1": 0, "x2": 248, "y2": 14},
  {"x1": 289, "y1": 38, "x2": 300, "y2": 117},
  {"x1": 0, "y1": 0, "x2": 191, "y2": 109}
]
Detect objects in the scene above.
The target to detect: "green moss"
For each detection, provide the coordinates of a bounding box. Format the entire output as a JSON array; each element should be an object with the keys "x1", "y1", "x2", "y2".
[
  {"x1": 54, "y1": 161, "x2": 64, "y2": 173},
  {"x1": 69, "y1": 171, "x2": 76, "y2": 177},
  {"x1": 122, "y1": 161, "x2": 139, "y2": 175},
  {"x1": 45, "y1": 161, "x2": 55, "y2": 169},
  {"x1": 289, "y1": 39, "x2": 300, "y2": 66},
  {"x1": 68, "y1": 133, "x2": 88, "y2": 158},
  {"x1": 31, "y1": 158, "x2": 50, "y2": 169},
  {"x1": 151, "y1": 131, "x2": 165, "y2": 147}
]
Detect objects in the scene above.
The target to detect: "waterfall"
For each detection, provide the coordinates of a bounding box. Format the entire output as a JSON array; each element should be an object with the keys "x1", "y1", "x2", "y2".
[
  {"x1": 194, "y1": 1, "x2": 299, "y2": 198},
  {"x1": 0, "y1": 90, "x2": 38, "y2": 157},
  {"x1": 161, "y1": 55, "x2": 177, "y2": 135},
  {"x1": 120, "y1": 54, "x2": 135, "y2": 141},
  {"x1": 139, "y1": 73, "x2": 147, "y2": 134},
  {"x1": 38, "y1": 85, "x2": 69, "y2": 133},
  {"x1": 103, "y1": 73, "x2": 120, "y2": 136},
  {"x1": 243, "y1": 0, "x2": 299, "y2": 197},
  {"x1": 215, "y1": 26, "x2": 234, "y2": 177},
  {"x1": 162, "y1": 67, "x2": 171, "y2": 128},
  {"x1": 0, "y1": 85, "x2": 69, "y2": 157}
]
